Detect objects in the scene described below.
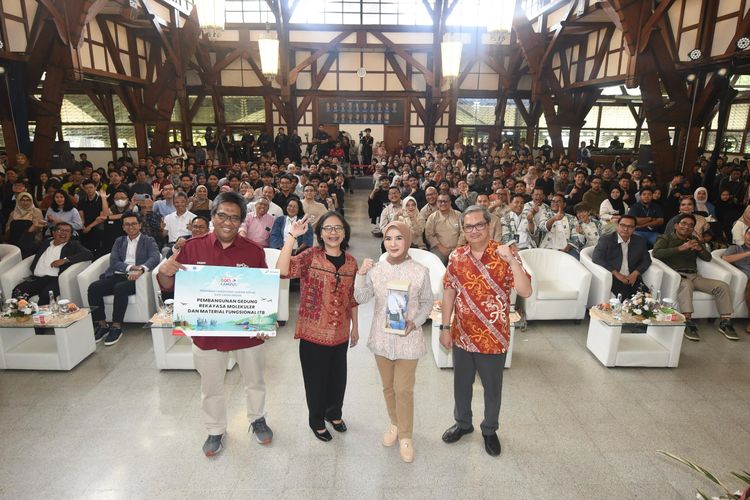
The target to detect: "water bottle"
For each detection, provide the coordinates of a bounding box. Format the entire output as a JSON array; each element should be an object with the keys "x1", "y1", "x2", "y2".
[
  {"x1": 614, "y1": 293, "x2": 623, "y2": 320},
  {"x1": 49, "y1": 291, "x2": 58, "y2": 314}
]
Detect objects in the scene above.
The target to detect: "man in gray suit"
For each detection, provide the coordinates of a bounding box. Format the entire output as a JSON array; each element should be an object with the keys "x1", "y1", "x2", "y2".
[
  {"x1": 592, "y1": 214, "x2": 652, "y2": 300},
  {"x1": 87, "y1": 211, "x2": 161, "y2": 346}
]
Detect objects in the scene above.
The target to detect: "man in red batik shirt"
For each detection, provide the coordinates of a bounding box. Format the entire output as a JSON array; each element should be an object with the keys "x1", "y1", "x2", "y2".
[{"x1": 439, "y1": 205, "x2": 532, "y2": 457}]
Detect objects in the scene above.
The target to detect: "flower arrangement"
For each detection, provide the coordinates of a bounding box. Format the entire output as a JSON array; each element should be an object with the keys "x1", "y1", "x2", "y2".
[
  {"x1": 2, "y1": 298, "x2": 38, "y2": 319},
  {"x1": 621, "y1": 291, "x2": 659, "y2": 319}
]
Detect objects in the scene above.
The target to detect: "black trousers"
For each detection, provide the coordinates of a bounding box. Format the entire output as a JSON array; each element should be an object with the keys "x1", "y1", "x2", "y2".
[
  {"x1": 453, "y1": 346, "x2": 506, "y2": 435},
  {"x1": 299, "y1": 339, "x2": 348, "y2": 430},
  {"x1": 88, "y1": 274, "x2": 135, "y2": 323},
  {"x1": 611, "y1": 275, "x2": 645, "y2": 301},
  {"x1": 13, "y1": 275, "x2": 58, "y2": 305}
]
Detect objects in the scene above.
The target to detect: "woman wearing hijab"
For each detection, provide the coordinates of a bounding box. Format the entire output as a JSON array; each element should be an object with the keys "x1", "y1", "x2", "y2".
[
  {"x1": 354, "y1": 221, "x2": 433, "y2": 463},
  {"x1": 5, "y1": 192, "x2": 45, "y2": 257},
  {"x1": 693, "y1": 187, "x2": 715, "y2": 217},
  {"x1": 714, "y1": 189, "x2": 742, "y2": 243},
  {"x1": 394, "y1": 196, "x2": 426, "y2": 249},
  {"x1": 188, "y1": 185, "x2": 212, "y2": 219}
]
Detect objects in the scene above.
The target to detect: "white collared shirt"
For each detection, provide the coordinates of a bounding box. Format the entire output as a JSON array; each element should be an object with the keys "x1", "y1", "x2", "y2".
[
  {"x1": 164, "y1": 210, "x2": 195, "y2": 243},
  {"x1": 617, "y1": 234, "x2": 630, "y2": 275},
  {"x1": 125, "y1": 234, "x2": 141, "y2": 271},
  {"x1": 34, "y1": 241, "x2": 66, "y2": 277}
]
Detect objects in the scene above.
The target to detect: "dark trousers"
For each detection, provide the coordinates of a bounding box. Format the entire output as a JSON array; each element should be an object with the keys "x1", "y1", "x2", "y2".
[
  {"x1": 452, "y1": 346, "x2": 506, "y2": 435},
  {"x1": 611, "y1": 275, "x2": 645, "y2": 301},
  {"x1": 79, "y1": 231, "x2": 100, "y2": 257},
  {"x1": 13, "y1": 275, "x2": 58, "y2": 305},
  {"x1": 299, "y1": 339, "x2": 348, "y2": 430},
  {"x1": 88, "y1": 274, "x2": 135, "y2": 323}
]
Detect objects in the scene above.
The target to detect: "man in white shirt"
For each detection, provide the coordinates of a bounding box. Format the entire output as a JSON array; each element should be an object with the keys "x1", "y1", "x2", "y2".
[
  {"x1": 170, "y1": 141, "x2": 188, "y2": 160},
  {"x1": 12, "y1": 222, "x2": 93, "y2": 304},
  {"x1": 162, "y1": 192, "x2": 195, "y2": 249},
  {"x1": 248, "y1": 185, "x2": 283, "y2": 218}
]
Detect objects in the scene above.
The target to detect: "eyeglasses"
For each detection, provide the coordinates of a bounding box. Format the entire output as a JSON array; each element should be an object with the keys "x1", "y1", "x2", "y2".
[
  {"x1": 321, "y1": 225, "x2": 345, "y2": 233},
  {"x1": 618, "y1": 224, "x2": 636, "y2": 230},
  {"x1": 437, "y1": 199, "x2": 451, "y2": 204},
  {"x1": 123, "y1": 222, "x2": 140, "y2": 227},
  {"x1": 463, "y1": 222, "x2": 488, "y2": 233},
  {"x1": 214, "y1": 212, "x2": 242, "y2": 224}
]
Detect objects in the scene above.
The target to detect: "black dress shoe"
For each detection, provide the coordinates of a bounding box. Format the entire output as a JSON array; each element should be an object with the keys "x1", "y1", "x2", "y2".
[
  {"x1": 483, "y1": 433, "x2": 501, "y2": 456},
  {"x1": 441, "y1": 423, "x2": 474, "y2": 443},
  {"x1": 325, "y1": 418, "x2": 347, "y2": 432},
  {"x1": 312, "y1": 428, "x2": 332, "y2": 442}
]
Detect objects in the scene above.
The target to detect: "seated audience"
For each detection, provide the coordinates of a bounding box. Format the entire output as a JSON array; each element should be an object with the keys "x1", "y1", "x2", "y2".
[
  {"x1": 664, "y1": 196, "x2": 708, "y2": 238},
  {"x1": 188, "y1": 185, "x2": 212, "y2": 219},
  {"x1": 12, "y1": 222, "x2": 92, "y2": 304},
  {"x1": 722, "y1": 227, "x2": 750, "y2": 333},
  {"x1": 270, "y1": 198, "x2": 312, "y2": 252},
  {"x1": 693, "y1": 187, "x2": 714, "y2": 217},
  {"x1": 500, "y1": 193, "x2": 537, "y2": 250},
  {"x1": 424, "y1": 193, "x2": 461, "y2": 264},
  {"x1": 627, "y1": 187, "x2": 663, "y2": 247},
  {"x1": 45, "y1": 190, "x2": 82, "y2": 235},
  {"x1": 653, "y1": 213, "x2": 736, "y2": 342},
  {"x1": 239, "y1": 197, "x2": 274, "y2": 248},
  {"x1": 731, "y1": 205, "x2": 750, "y2": 245},
  {"x1": 88, "y1": 212, "x2": 160, "y2": 346},
  {"x1": 539, "y1": 194, "x2": 582, "y2": 259},
  {"x1": 395, "y1": 196, "x2": 427, "y2": 249},
  {"x1": 582, "y1": 177, "x2": 607, "y2": 215},
  {"x1": 378, "y1": 187, "x2": 404, "y2": 234},
  {"x1": 168, "y1": 216, "x2": 210, "y2": 258},
  {"x1": 599, "y1": 186, "x2": 628, "y2": 227},
  {"x1": 575, "y1": 203, "x2": 602, "y2": 248},
  {"x1": 592, "y1": 215, "x2": 651, "y2": 300},
  {"x1": 5, "y1": 192, "x2": 45, "y2": 257},
  {"x1": 458, "y1": 194, "x2": 501, "y2": 245},
  {"x1": 301, "y1": 184, "x2": 327, "y2": 223},
  {"x1": 162, "y1": 192, "x2": 195, "y2": 250}
]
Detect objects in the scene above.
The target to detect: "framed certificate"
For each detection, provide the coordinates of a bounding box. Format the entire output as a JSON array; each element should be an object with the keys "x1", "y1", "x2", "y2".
[{"x1": 172, "y1": 265, "x2": 280, "y2": 337}]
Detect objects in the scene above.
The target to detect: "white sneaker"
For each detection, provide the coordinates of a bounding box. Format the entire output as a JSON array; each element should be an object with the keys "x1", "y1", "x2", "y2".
[{"x1": 399, "y1": 438, "x2": 414, "y2": 463}]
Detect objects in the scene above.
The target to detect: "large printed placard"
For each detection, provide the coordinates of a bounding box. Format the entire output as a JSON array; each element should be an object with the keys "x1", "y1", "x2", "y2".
[{"x1": 173, "y1": 265, "x2": 279, "y2": 337}]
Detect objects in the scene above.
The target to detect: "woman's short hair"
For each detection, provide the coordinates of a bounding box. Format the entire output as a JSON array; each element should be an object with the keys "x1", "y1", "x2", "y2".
[{"x1": 314, "y1": 211, "x2": 350, "y2": 251}]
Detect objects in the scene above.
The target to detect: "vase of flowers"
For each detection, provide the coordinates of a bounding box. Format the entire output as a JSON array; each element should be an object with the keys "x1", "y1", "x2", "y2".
[
  {"x1": 3, "y1": 298, "x2": 38, "y2": 322},
  {"x1": 621, "y1": 291, "x2": 658, "y2": 320}
]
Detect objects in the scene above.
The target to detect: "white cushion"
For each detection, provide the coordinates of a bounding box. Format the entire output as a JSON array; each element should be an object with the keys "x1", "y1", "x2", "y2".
[{"x1": 536, "y1": 281, "x2": 579, "y2": 300}]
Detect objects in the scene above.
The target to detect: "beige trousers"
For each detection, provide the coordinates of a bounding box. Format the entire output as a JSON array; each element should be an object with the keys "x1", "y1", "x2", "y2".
[
  {"x1": 375, "y1": 355, "x2": 418, "y2": 440},
  {"x1": 192, "y1": 343, "x2": 266, "y2": 435},
  {"x1": 677, "y1": 273, "x2": 733, "y2": 316}
]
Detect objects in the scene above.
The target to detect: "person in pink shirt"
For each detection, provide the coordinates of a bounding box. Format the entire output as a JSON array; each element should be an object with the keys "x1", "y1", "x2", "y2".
[{"x1": 239, "y1": 197, "x2": 274, "y2": 247}]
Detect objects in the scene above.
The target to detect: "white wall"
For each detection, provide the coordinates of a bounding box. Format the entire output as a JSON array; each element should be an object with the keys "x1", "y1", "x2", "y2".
[{"x1": 70, "y1": 149, "x2": 120, "y2": 168}]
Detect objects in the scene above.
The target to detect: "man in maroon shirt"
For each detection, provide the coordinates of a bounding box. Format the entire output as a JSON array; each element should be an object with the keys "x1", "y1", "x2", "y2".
[{"x1": 157, "y1": 191, "x2": 274, "y2": 457}]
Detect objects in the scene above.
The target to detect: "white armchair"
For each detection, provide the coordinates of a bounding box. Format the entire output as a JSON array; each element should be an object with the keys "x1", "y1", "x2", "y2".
[
  {"x1": 580, "y1": 246, "x2": 663, "y2": 308},
  {"x1": 712, "y1": 249, "x2": 748, "y2": 318},
  {"x1": 0, "y1": 244, "x2": 22, "y2": 297},
  {"x1": 1, "y1": 256, "x2": 91, "y2": 305},
  {"x1": 264, "y1": 248, "x2": 289, "y2": 322},
  {"x1": 650, "y1": 250, "x2": 733, "y2": 319},
  {"x1": 378, "y1": 248, "x2": 446, "y2": 299},
  {"x1": 77, "y1": 253, "x2": 159, "y2": 323},
  {"x1": 518, "y1": 248, "x2": 591, "y2": 321}
]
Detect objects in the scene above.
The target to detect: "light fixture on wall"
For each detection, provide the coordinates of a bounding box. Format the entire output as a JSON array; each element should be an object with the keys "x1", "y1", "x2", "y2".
[
  {"x1": 687, "y1": 48, "x2": 702, "y2": 61},
  {"x1": 194, "y1": 0, "x2": 225, "y2": 40},
  {"x1": 258, "y1": 31, "x2": 279, "y2": 80},
  {"x1": 737, "y1": 37, "x2": 750, "y2": 50},
  {"x1": 441, "y1": 34, "x2": 462, "y2": 85}
]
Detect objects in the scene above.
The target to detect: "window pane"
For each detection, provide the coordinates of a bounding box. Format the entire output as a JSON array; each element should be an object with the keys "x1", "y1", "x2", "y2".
[
  {"x1": 599, "y1": 106, "x2": 636, "y2": 128},
  {"x1": 62, "y1": 125, "x2": 111, "y2": 148},
  {"x1": 61, "y1": 95, "x2": 105, "y2": 123},
  {"x1": 457, "y1": 98, "x2": 496, "y2": 126},
  {"x1": 191, "y1": 96, "x2": 215, "y2": 123},
  {"x1": 583, "y1": 107, "x2": 599, "y2": 129},
  {"x1": 722, "y1": 132, "x2": 742, "y2": 153},
  {"x1": 727, "y1": 103, "x2": 749, "y2": 130},
  {"x1": 115, "y1": 126, "x2": 136, "y2": 149},
  {"x1": 113, "y1": 96, "x2": 131, "y2": 123},
  {"x1": 503, "y1": 100, "x2": 527, "y2": 127},
  {"x1": 224, "y1": 96, "x2": 265, "y2": 122},
  {"x1": 599, "y1": 130, "x2": 636, "y2": 149}
]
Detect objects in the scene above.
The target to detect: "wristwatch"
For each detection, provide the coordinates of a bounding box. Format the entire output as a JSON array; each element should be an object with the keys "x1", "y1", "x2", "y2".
[{"x1": 439, "y1": 325, "x2": 451, "y2": 330}]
